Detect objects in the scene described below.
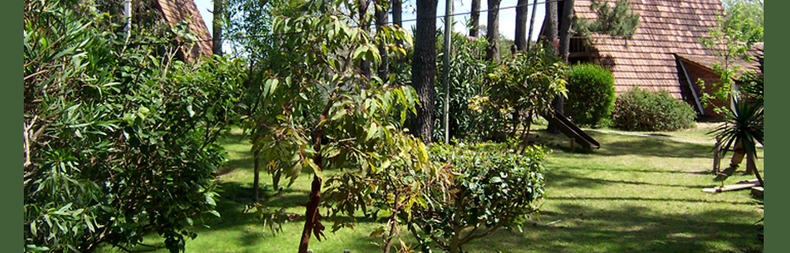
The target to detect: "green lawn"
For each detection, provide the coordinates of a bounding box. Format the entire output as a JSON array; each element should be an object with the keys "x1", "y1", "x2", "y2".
[{"x1": 109, "y1": 124, "x2": 764, "y2": 252}]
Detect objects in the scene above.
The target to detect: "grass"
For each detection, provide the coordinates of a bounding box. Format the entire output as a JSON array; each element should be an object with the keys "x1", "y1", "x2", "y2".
[{"x1": 105, "y1": 124, "x2": 764, "y2": 252}]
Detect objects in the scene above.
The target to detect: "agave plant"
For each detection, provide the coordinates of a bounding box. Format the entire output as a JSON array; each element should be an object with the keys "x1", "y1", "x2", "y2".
[{"x1": 710, "y1": 97, "x2": 764, "y2": 185}]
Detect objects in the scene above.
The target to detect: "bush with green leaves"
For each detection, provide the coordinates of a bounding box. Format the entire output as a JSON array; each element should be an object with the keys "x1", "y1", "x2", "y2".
[
  {"x1": 432, "y1": 32, "x2": 491, "y2": 142},
  {"x1": 612, "y1": 88, "x2": 697, "y2": 131},
  {"x1": 565, "y1": 63, "x2": 615, "y2": 127},
  {"x1": 24, "y1": 1, "x2": 245, "y2": 252},
  {"x1": 404, "y1": 143, "x2": 548, "y2": 253}
]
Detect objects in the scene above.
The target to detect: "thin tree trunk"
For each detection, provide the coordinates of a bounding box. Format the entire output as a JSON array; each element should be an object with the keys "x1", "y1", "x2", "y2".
[
  {"x1": 485, "y1": 0, "x2": 502, "y2": 62},
  {"x1": 375, "y1": 0, "x2": 390, "y2": 80},
  {"x1": 392, "y1": 0, "x2": 404, "y2": 51},
  {"x1": 359, "y1": 0, "x2": 372, "y2": 79},
  {"x1": 526, "y1": 0, "x2": 538, "y2": 52},
  {"x1": 712, "y1": 137, "x2": 722, "y2": 174},
  {"x1": 212, "y1": 0, "x2": 223, "y2": 55},
  {"x1": 298, "y1": 105, "x2": 331, "y2": 253},
  {"x1": 297, "y1": 174, "x2": 323, "y2": 253},
  {"x1": 411, "y1": 0, "x2": 439, "y2": 144},
  {"x1": 470, "y1": 0, "x2": 481, "y2": 37},
  {"x1": 515, "y1": 0, "x2": 529, "y2": 51}
]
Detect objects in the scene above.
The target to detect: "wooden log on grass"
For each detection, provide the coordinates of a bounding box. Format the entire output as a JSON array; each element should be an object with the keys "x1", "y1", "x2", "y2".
[{"x1": 702, "y1": 181, "x2": 762, "y2": 193}]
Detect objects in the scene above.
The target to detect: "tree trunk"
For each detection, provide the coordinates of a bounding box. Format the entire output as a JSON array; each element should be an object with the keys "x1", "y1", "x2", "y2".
[
  {"x1": 298, "y1": 107, "x2": 330, "y2": 253},
  {"x1": 375, "y1": 0, "x2": 389, "y2": 80},
  {"x1": 543, "y1": 0, "x2": 559, "y2": 51},
  {"x1": 393, "y1": 0, "x2": 402, "y2": 28},
  {"x1": 411, "y1": 0, "x2": 439, "y2": 144},
  {"x1": 212, "y1": 0, "x2": 223, "y2": 55},
  {"x1": 297, "y1": 174, "x2": 323, "y2": 253},
  {"x1": 485, "y1": 0, "x2": 502, "y2": 62},
  {"x1": 359, "y1": 0, "x2": 372, "y2": 79},
  {"x1": 550, "y1": 0, "x2": 574, "y2": 128},
  {"x1": 515, "y1": 0, "x2": 528, "y2": 51},
  {"x1": 559, "y1": 0, "x2": 575, "y2": 62},
  {"x1": 392, "y1": 0, "x2": 403, "y2": 49},
  {"x1": 544, "y1": 0, "x2": 561, "y2": 133},
  {"x1": 470, "y1": 0, "x2": 481, "y2": 37},
  {"x1": 526, "y1": 0, "x2": 538, "y2": 52}
]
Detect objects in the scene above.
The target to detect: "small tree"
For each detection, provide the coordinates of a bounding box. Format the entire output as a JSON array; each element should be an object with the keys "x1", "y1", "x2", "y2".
[
  {"x1": 241, "y1": 1, "x2": 435, "y2": 252},
  {"x1": 699, "y1": 3, "x2": 763, "y2": 176},
  {"x1": 485, "y1": 42, "x2": 567, "y2": 152},
  {"x1": 699, "y1": 4, "x2": 763, "y2": 115}
]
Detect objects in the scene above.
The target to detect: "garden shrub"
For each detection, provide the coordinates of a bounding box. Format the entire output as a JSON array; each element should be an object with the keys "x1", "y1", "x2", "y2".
[
  {"x1": 565, "y1": 63, "x2": 615, "y2": 127},
  {"x1": 405, "y1": 143, "x2": 547, "y2": 252},
  {"x1": 612, "y1": 88, "x2": 697, "y2": 131},
  {"x1": 432, "y1": 31, "x2": 490, "y2": 142},
  {"x1": 24, "y1": 1, "x2": 245, "y2": 251}
]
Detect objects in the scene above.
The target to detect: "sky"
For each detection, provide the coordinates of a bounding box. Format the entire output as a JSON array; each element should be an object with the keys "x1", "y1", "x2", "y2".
[{"x1": 193, "y1": 0, "x2": 547, "y2": 41}]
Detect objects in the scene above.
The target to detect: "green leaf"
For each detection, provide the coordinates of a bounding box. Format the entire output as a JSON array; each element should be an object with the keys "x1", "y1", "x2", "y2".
[
  {"x1": 26, "y1": 245, "x2": 50, "y2": 252},
  {"x1": 365, "y1": 123, "x2": 378, "y2": 141},
  {"x1": 352, "y1": 46, "x2": 367, "y2": 61},
  {"x1": 369, "y1": 226, "x2": 386, "y2": 237},
  {"x1": 187, "y1": 105, "x2": 195, "y2": 117},
  {"x1": 330, "y1": 108, "x2": 347, "y2": 122},
  {"x1": 30, "y1": 222, "x2": 37, "y2": 237},
  {"x1": 305, "y1": 158, "x2": 323, "y2": 179},
  {"x1": 206, "y1": 195, "x2": 217, "y2": 206}
]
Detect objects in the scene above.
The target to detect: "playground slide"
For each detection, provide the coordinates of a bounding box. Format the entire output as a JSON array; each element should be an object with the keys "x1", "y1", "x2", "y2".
[{"x1": 543, "y1": 111, "x2": 600, "y2": 149}]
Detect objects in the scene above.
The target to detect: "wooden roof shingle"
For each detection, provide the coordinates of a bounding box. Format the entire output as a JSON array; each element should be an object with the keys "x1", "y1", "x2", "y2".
[
  {"x1": 155, "y1": 0, "x2": 213, "y2": 61},
  {"x1": 575, "y1": 0, "x2": 726, "y2": 98}
]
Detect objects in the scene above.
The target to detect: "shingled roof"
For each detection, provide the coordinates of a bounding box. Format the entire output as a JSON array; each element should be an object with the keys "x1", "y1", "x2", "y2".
[
  {"x1": 155, "y1": 0, "x2": 213, "y2": 61},
  {"x1": 572, "y1": 0, "x2": 727, "y2": 99}
]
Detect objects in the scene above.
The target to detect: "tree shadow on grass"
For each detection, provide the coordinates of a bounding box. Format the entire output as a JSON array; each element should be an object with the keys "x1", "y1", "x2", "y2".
[
  {"x1": 564, "y1": 165, "x2": 713, "y2": 175},
  {"x1": 545, "y1": 166, "x2": 714, "y2": 190},
  {"x1": 550, "y1": 196, "x2": 757, "y2": 205},
  {"x1": 464, "y1": 203, "x2": 763, "y2": 252},
  {"x1": 599, "y1": 138, "x2": 712, "y2": 158}
]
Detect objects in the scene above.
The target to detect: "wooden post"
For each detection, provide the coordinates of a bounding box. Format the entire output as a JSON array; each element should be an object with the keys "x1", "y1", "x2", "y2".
[{"x1": 569, "y1": 137, "x2": 575, "y2": 151}]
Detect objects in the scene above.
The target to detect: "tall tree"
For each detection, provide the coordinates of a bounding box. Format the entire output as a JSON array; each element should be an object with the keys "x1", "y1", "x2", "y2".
[
  {"x1": 470, "y1": 0, "x2": 481, "y2": 37},
  {"x1": 411, "y1": 0, "x2": 439, "y2": 143},
  {"x1": 485, "y1": 0, "x2": 501, "y2": 62},
  {"x1": 212, "y1": 0, "x2": 223, "y2": 55},
  {"x1": 515, "y1": 0, "x2": 528, "y2": 51},
  {"x1": 375, "y1": 0, "x2": 389, "y2": 79}
]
